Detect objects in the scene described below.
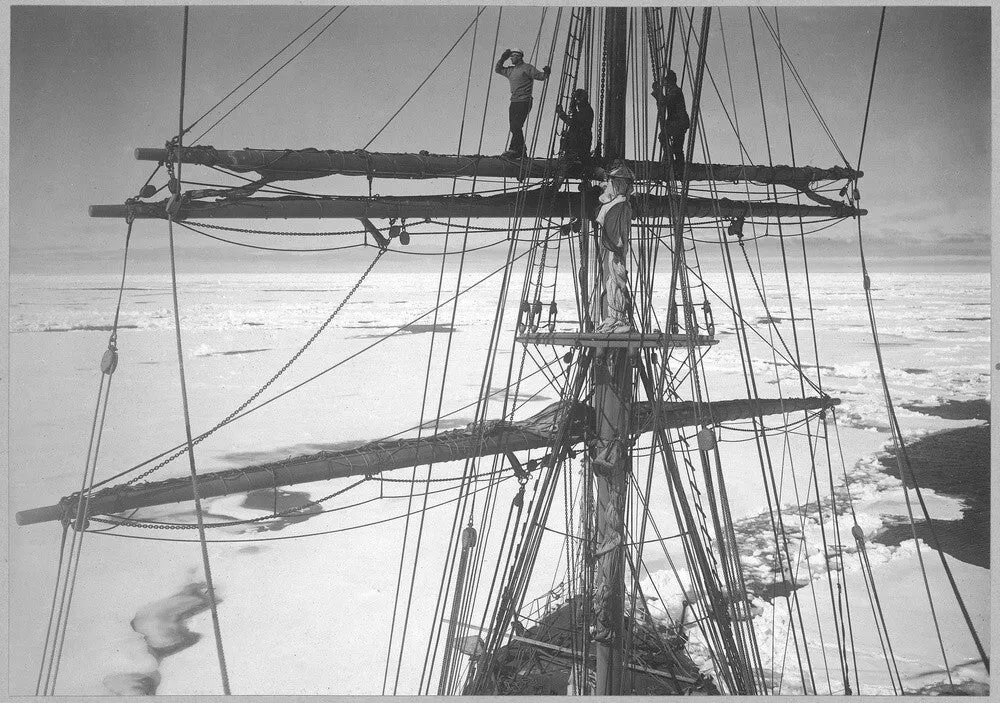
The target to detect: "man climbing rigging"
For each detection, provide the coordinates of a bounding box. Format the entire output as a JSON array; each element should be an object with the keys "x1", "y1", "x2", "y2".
[
  {"x1": 652, "y1": 69, "x2": 690, "y2": 171},
  {"x1": 555, "y1": 88, "x2": 594, "y2": 164},
  {"x1": 549, "y1": 88, "x2": 594, "y2": 191},
  {"x1": 495, "y1": 47, "x2": 550, "y2": 158}
]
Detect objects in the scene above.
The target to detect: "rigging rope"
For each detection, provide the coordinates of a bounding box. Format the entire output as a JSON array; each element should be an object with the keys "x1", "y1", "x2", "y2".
[
  {"x1": 185, "y1": 7, "x2": 339, "y2": 137},
  {"x1": 364, "y1": 8, "x2": 486, "y2": 151},
  {"x1": 167, "y1": 10, "x2": 231, "y2": 693},
  {"x1": 772, "y1": 8, "x2": 852, "y2": 692},
  {"x1": 418, "y1": 10, "x2": 565, "y2": 689},
  {"x1": 87, "y1": 475, "x2": 511, "y2": 544},
  {"x1": 37, "y1": 149, "x2": 139, "y2": 700},
  {"x1": 386, "y1": 10, "x2": 485, "y2": 689},
  {"x1": 856, "y1": 8, "x2": 886, "y2": 173},
  {"x1": 747, "y1": 12, "x2": 839, "y2": 690},
  {"x1": 87, "y1": 247, "x2": 531, "y2": 496},
  {"x1": 850, "y1": 6, "x2": 989, "y2": 677},
  {"x1": 422, "y1": 8, "x2": 567, "y2": 691},
  {"x1": 190, "y1": 8, "x2": 350, "y2": 145},
  {"x1": 95, "y1": 248, "x2": 385, "y2": 490}
]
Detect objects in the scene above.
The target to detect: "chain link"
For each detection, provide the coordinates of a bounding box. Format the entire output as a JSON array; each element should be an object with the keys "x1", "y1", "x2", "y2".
[
  {"x1": 187, "y1": 220, "x2": 367, "y2": 237},
  {"x1": 93, "y1": 477, "x2": 370, "y2": 530}
]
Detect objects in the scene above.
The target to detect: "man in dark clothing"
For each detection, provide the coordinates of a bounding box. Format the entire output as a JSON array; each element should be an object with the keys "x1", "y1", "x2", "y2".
[
  {"x1": 495, "y1": 48, "x2": 550, "y2": 158},
  {"x1": 652, "y1": 69, "x2": 690, "y2": 170},
  {"x1": 555, "y1": 88, "x2": 594, "y2": 164},
  {"x1": 548, "y1": 88, "x2": 594, "y2": 192}
]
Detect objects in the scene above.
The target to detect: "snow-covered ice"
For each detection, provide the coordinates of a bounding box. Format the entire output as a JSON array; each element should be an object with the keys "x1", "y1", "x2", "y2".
[{"x1": 8, "y1": 269, "x2": 990, "y2": 694}]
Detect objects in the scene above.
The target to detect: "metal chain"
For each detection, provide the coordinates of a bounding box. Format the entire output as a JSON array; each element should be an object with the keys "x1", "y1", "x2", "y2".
[
  {"x1": 91, "y1": 478, "x2": 370, "y2": 530},
  {"x1": 187, "y1": 220, "x2": 369, "y2": 236}
]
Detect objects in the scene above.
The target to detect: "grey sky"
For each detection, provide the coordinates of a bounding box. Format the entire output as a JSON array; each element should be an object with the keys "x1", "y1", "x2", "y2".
[{"x1": 9, "y1": 4, "x2": 991, "y2": 273}]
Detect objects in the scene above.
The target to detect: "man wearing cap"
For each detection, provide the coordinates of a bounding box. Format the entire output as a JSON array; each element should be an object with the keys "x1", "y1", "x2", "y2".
[
  {"x1": 495, "y1": 48, "x2": 550, "y2": 158},
  {"x1": 555, "y1": 88, "x2": 594, "y2": 164},
  {"x1": 593, "y1": 161, "x2": 635, "y2": 332},
  {"x1": 652, "y1": 69, "x2": 690, "y2": 170}
]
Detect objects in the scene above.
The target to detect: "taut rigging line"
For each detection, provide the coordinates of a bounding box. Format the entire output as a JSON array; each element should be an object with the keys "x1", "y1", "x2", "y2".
[
  {"x1": 165, "y1": 7, "x2": 232, "y2": 694},
  {"x1": 851, "y1": 6, "x2": 989, "y2": 677}
]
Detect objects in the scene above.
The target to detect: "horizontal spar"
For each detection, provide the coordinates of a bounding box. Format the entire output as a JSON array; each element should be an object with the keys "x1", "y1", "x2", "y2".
[
  {"x1": 89, "y1": 190, "x2": 865, "y2": 221},
  {"x1": 15, "y1": 401, "x2": 587, "y2": 527},
  {"x1": 135, "y1": 146, "x2": 862, "y2": 186},
  {"x1": 633, "y1": 395, "x2": 840, "y2": 434},
  {"x1": 17, "y1": 395, "x2": 838, "y2": 527}
]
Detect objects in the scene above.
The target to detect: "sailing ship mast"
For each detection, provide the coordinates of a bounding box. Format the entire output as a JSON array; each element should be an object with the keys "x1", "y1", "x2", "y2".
[
  {"x1": 20, "y1": 5, "x2": 877, "y2": 695},
  {"x1": 592, "y1": 10, "x2": 627, "y2": 693}
]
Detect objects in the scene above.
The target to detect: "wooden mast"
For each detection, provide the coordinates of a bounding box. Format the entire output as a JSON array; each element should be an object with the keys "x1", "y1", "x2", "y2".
[{"x1": 592, "y1": 7, "x2": 629, "y2": 695}]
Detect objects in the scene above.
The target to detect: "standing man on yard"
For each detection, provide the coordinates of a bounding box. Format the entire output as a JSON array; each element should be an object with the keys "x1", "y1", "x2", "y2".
[
  {"x1": 495, "y1": 47, "x2": 550, "y2": 158},
  {"x1": 652, "y1": 69, "x2": 690, "y2": 171}
]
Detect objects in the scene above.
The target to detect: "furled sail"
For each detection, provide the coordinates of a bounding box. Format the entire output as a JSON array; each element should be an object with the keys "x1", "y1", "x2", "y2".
[
  {"x1": 90, "y1": 189, "x2": 864, "y2": 221},
  {"x1": 16, "y1": 395, "x2": 838, "y2": 526},
  {"x1": 134, "y1": 146, "x2": 861, "y2": 187}
]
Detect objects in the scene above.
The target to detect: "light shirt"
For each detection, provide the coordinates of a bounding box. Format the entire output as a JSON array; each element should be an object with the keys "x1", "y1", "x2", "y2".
[{"x1": 496, "y1": 62, "x2": 547, "y2": 103}]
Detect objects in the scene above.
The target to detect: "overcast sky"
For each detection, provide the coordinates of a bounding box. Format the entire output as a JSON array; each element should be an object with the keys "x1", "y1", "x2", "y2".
[{"x1": 8, "y1": 4, "x2": 991, "y2": 274}]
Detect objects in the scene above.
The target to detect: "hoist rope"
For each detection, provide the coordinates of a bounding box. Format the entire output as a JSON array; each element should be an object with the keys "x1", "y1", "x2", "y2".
[
  {"x1": 35, "y1": 525, "x2": 69, "y2": 694},
  {"x1": 39, "y1": 375, "x2": 112, "y2": 694},
  {"x1": 166, "y1": 10, "x2": 231, "y2": 693}
]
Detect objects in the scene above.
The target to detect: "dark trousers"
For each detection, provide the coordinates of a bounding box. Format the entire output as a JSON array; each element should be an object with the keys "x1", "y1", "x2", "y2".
[
  {"x1": 559, "y1": 131, "x2": 592, "y2": 163},
  {"x1": 659, "y1": 121, "x2": 688, "y2": 165},
  {"x1": 508, "y1": 99, "x2": 533, "y2": 155}
]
